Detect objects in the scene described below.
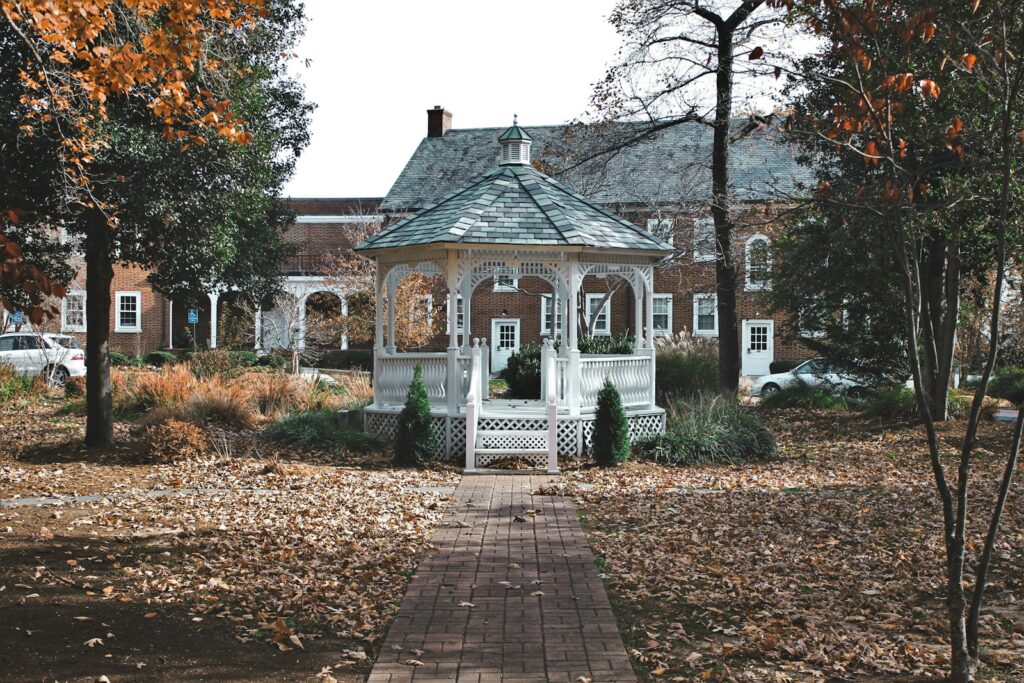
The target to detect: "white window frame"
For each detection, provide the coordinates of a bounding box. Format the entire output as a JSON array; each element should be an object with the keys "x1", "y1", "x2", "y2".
[
  {"x1": 61, "y1": 290, "x2": 87, "y2": 333},
  {"x1": 585, "y1": 293, "x2": 612, "y2": 337},
  {"x1": 493, "y1": 274, "x2": 519, "y2": 292},
  {"x1": 693, "y1": 217, "x2": 716, "y2": 263},
  {"x1": 445, "y1": 294, "x2": 464, "y2": 334},
  {"x1": 693, "y1": 293, "x2": 718, "y2": 337},
  {"x1": 114, "y1": 291, "x2": 142, "y2": 333},
  {"x1": 745, "y1": 235, "x2": 772, "y2": 291},
  {"x1": 652, "y1": 294, "x2": 673, "y2": 336},
  {"x1": 540, "y1": 294, "x2": 564, "y2": 336},
  {"x1": 646, "y1": 218, "x2": 674, "y2": 246}
]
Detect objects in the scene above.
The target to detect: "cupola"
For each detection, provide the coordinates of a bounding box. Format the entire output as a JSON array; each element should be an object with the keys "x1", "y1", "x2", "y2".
[{"x1": 498, "y1": 115, "x2": 532, "y2": 166}]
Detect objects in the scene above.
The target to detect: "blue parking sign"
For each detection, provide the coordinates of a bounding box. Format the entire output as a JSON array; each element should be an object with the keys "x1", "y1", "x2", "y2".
[
  {"x1": 10, "y1": 310, "x2": 23, "y2": 325},
  {"x1": 187, "y1": 308, "x2": 199, "y2": 324}
]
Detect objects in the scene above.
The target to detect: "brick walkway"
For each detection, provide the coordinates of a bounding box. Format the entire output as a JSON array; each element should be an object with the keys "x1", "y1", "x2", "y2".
[{"x1": 368, "y1": 474, "x2": 636, "y2": 683}]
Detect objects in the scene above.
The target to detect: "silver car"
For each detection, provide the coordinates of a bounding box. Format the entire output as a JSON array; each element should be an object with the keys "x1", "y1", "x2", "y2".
[
  {"x1": 0, "y1": 332, "x2": 87, "y2": 386},
  {"x1": 750, "y1": 358, "x2": 865, "y2": 398}
]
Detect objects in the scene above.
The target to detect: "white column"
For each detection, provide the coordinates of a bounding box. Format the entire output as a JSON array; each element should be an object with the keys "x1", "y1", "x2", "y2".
[
  {"x1": 254, "y1": 307, "x2": 263, "y2": 350},
  {"x1": 297, "y1": 295, "x2": 308, "y2": 350},
  {"x1": 167, "y1": 300, "x2": 174, "y2": 349},
  {"x1": 207, "y1": 292, "x2": 220, "y2": 349},
  {"x1": 461, "y1": 276, "x2": 473, "y2": 352},
  {"x1": 386, "y1": 271, "x2": 397, "y2": 354},
  {"x1": 374, "y1": 267, "x2": 385, "y2": 351},
  {"x1": 567, "y1": 260, "x2": 581, "y2": 416},
  {"x1": 446, "y1": 252, "x2": 460, "y2": 412},
  {"x1": 633, "y1": 275, "x2": 644, "y2": 351},
  {"x1": 645, "y1": 268, "x2": 656, "y2": 408},
  {"x1": 340, "y1": 297, "x2": 349, "y2": 351}
]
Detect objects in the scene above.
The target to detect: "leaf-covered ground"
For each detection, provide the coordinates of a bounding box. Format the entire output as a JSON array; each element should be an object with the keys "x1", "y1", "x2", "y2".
[
  {"x1": 561, "y1": 410, "x2": 1024, "y2": 682},
  {"x1": 0, "y1": 397, "x2": 459, "y2": 682}
]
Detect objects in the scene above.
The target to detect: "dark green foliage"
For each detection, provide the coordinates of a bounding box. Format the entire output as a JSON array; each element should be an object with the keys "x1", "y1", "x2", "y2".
[
  {"x1": 760, "y1": 380, "x2": 849, "y2": 411},
  {"x1": 592, "y1": 379, "x2": 630, "y2": 466},
  {"x1": 861, "y1": 386, "x2": 919, "y2": 420},
  {"x1": 228, "y1": 350, "x2": 260, "y2": 367},
  {"x1": 578, "y1": 332, "x2": 634, "y2": 355},
  {"x1": 188, "y1": 349, "x2": 245, "y2": 379},
  {"x1": 263, "y1": 411, "x2": 383, "y2": 453},
  {"x1": 393, "y1": 366, "x2": 437, "y2": 467},
  {"x1": 256, "y1": 351, "x2": 288, "y2": 369},
  {"x1": 989, "y1": 367, "x2": 1024, "y2": 404},
  {"x1": 110, "y1": 353, "x2": 145, "y2": 368},
  {"x1": 638, "y1": 395, "x2": 776, "y2": 465},
  {"x1": 656, "y1": 350, "x2": 719, "y2": 400},
  {"x1": 319, "y1": 349, "x2": 374, "y2": 371},
  {"x1": 145, "y1": 351, "x2": 178, "y2": 367},
  {"x1": 503, "y1": 343, "x2": 542, "y2": 399},
  {"x1": 0, "y1": 368, "x2": 32, "y2": 404}
]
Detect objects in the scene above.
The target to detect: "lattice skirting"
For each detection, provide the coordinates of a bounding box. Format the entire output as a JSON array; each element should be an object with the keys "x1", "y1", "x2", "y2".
[{"x1": 364, "y1": 408, "x2": 666, "y2": 462}]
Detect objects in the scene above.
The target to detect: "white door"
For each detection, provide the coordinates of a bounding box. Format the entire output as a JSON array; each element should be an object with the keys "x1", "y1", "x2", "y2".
[
  {"x1": 742, "y1": 320, "x2": 774, "y2": 377},
  {"x1": 490, "y1": 318, "x2": 520, "y2": 374}
]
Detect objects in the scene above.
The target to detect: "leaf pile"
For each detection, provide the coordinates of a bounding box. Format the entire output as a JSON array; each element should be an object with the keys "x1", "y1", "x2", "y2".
[{"x1": 561, "y1": 410, "x2": 1024, "y2": 681}]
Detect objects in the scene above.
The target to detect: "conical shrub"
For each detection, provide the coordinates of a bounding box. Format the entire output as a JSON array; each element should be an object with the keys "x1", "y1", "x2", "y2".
[
  {"x1": 394, "y1": 365, "x2": 437, "y2": 466},
  {"x1": 592, "y1": 377, "x2": 630, "y2": 466}
]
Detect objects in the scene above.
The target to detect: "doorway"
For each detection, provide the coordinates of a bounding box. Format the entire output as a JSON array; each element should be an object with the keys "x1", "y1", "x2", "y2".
[
  {"x1": 742, "y1": 320, "x2": 774, "y2": 376},
  {"x1": 490, "y1": 318, "x2": 520, "y2": 374}
]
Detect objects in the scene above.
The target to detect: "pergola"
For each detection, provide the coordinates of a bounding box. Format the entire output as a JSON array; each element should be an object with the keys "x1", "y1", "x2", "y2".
[{"x1": 357, "y1": 119, "x2": 672, "y2": 472}]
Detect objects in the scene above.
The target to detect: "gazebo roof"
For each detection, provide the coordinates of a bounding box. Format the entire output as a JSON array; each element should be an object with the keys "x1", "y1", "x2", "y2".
[{"x1": 356, "y1": 163, "x2": 673, "y2": 253}]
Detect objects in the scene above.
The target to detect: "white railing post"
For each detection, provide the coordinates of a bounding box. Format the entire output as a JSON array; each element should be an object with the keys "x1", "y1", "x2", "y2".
[
  {"x1": 446, "y1": 347, "x2": 459, "y2": 413},
  {"x1": 545, "y1": 341, "x2": 559, "y2": 474},
  {"x1": 464, "y1": 339, "x2": 482, "y2": 473},
  {"x1": 540, "y1": 338, "x2": 553, "y2": 399},
  {"x1": 647, "y1": 346, "x2": 657, "y2": 408},
  {"x1": 480, "y1": 337, "x2": 490, "y2": 399}
]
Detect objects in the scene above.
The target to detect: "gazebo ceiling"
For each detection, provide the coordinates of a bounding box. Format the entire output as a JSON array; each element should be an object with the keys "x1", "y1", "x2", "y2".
[{"x1": 357, "y1": 142, "x2": 673, "y2": 254}]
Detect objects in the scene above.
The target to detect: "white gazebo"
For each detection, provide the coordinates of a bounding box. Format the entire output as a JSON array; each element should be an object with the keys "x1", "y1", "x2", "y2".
[{"x1": 357, "y1": 119, "x2": 672, "y2": 473}]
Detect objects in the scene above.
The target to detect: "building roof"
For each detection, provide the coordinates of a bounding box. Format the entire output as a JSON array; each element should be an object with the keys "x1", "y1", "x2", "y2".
[
  {"x1": 381, "y1": 121, "x2": 812, "y2": 212},
  {"x1": 357, "y1": 163, "x2": 673, "y2": 253},
  {"x1": 284, "y1": 197, "x2": 383, "y2": 216}
]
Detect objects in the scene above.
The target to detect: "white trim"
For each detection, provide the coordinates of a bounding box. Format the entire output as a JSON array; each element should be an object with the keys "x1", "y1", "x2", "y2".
[
  {"x1": 692, "y1": 217, "x2": 716, "y2": 263},
  {"x1": 693, "y1": 293, "x2": 718, "y2": 337},
  {"x1": 114, "y1": 291, "x2": 142, "y2": 333},
  {"x1": 652, "y1": 293, "x2": 672, "y2": 336},
  {"x1": 294, "y1": 214, "x2": 383, "y2": 224},
  {"x1": 585, "y1": 293, "x2": 612, "y2": 336},
  {"x1": 540, "y1": 294, "x2": 564, "y2": 336},
  {"x1": 646, "y1": 218, "x2": 674, "y2": 246},
  {"x1": 744, "y1": 234, "x2": 772, "y2": 291},
  {"x1": 493, "y1": 275, "x2": 519, "y2": 292},
  {"x1": 61, "y1": 290, "x2": 87, "y2": 333}
]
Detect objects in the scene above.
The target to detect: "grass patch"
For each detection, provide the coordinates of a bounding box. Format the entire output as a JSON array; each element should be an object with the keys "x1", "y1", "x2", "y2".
[
  {"x1": 262, "y1": 411, "x2": 384, "y2": 453},
  {"x1": 760, "y1": 380, "x2": 849, "y2": 410},
  {"x1": 638, "y1": 394, "x2": 776, "y2": 465}
]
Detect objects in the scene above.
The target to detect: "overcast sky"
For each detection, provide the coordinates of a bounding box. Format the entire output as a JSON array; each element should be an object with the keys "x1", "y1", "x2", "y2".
[{"x1": 282, "y1": 0, "x2": 621, "y2": 199}]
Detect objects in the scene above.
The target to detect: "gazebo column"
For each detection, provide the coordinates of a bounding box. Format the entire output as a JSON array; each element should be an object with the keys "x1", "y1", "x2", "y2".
[
  {"x1": 644, "y1": 267, "x2": 656, "y2": 408},
  {"x1": 633, "y1": 274, "x2": 644, "y2": 351},
  {"x1": 373, "y1": 267, "x2": 385, "y2": 393},
  {"x1": 445, "y1": 252, "x2": 460, "y2": 412},
  {"x1": 386, "y1": 270, "x2": 397, "y2": 354},
  {"x1": 461, "y1": 274, "x2": 473, "y2": 352},
  {"x1": 566, "y1": 260, "x2": 582, "y2": 416}
]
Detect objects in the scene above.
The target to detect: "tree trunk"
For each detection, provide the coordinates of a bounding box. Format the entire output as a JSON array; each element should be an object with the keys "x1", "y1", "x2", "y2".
[
  {"x1": 84, "y1": 208, "x2": 114, "y2": 448},
  {"x1": 712, "y1": 27, "x2": 740, "y2": 396}
]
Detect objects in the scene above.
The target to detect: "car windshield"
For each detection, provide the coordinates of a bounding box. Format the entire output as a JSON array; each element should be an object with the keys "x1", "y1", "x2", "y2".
[
  {"x1": 795, "y1": 360, "x2": 825, "y2": 375},
  {"x1": 51, "y1": 336, "x2": 81, "y2": 349}
]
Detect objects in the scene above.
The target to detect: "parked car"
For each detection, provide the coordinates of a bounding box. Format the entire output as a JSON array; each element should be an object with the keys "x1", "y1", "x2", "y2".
[
  {"x1": 751, "y1": 358, "x2": 867, "y2": 398},
  {"x1": 0, "y1": 332, "x2": 86, "y2": 386}
]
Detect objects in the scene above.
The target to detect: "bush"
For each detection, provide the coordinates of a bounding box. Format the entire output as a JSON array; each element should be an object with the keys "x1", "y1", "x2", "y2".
[
  {"x1": 656, "y1": 349, "x2": 719, "y2": 400},
  {"x1": 318, "y1": 349, "x2": 374, "y2": 371},
  {"x1": 141, "y1": 418, "x2": 209, "y2": 463},
  {"x1": 861, "y1": 386, "x2": 917, "y2": 420},
  {"x1": 393, "y1": 365, "x2": 437, "y2": 466},
  {"x1": 186, "y1": 380, "x2": 255, "y2": 430},
  {"x1": 256, "y1": 351, "x2": 288, "y2": 369},
  {"x1": 592, "y1": 379, "x2": 630, "y2": 466},
  {"x1": 263, "y1": 411, "x2": 384, "y2": 453},
  {"x1": 0, "y1": 363, "x2": 32, "y2": 404},
  {"x1": 989, "y1": 366, "x2": 1024, "y2": 404},
  {"x1": 131, "y1": 365, "x2": 196, "y2": 411},
  {"x1": 248, "y1": 373, "x2": 303, "y2": 419},
  {"x1": 64, "y1": 375, "x2": 85, "y2": 398},
  {"x1": 579, "y1": 332, "x2": 634, "y2": 355},
  {"x1": 503, "y1": 343, "x2": 542, "y2": 399},
  {"x1": 189, "y1": 348, "x2": 244, "y2": 379},
  {"x1": 229, "y1": 350, "x2": 260, "y2": 367},
  {"x1": 638, "y1": 395, "x2": 776, "y2": 465},
  {"x1": 110, "y1": 352, "x2": 144, "y2": 368},
  {"x1": 145, "y1": 351, "x2": 178, "y2": 367},
  {"x1": 760, "y1": 380, "x2": 848, "y2": 410}
]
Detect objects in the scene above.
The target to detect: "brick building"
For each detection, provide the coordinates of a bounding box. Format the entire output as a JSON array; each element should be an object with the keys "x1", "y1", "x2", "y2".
[{"x1": 380, "y1": 107, "x2": 813, "y2": 375}]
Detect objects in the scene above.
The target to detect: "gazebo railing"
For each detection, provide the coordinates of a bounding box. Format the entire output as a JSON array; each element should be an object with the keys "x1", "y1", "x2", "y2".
[
  {"x1": 578, "y1": 354, "x2": 653, "y2": 409},
  {"x1": 375, "y1": 352, "x2": 448, "y2": 405}
]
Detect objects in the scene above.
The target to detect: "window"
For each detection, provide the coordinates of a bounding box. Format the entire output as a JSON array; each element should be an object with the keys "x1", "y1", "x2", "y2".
[
  {"x1": 62, "y1": 291, "x2": 86, "y2": 332},
  {"x1": 445, "y1": 294, "x2": 464, "y2": 334},
  {"x1": 745, "y1": 235, "x2": 772, "y2": 291},
  {"x1": 652, "y1": 294, "x2": 672, "y2": 336},
  {"x1": 16, "y1": 336, "x2": 42, "y2": 350},
  {"x1": 115, "y1": 291, "x2": 141, "y2": 333},
  {"x1": 647, "y1": 218, "x2": 674, "y2": 246},
  {"x1": 419, "y1": 294, "x2": 433, "y2": 323},
  {"x1": 493, "y1": 274, "x2": 519, "y2": 292},
  {"x1": 693, "y1": 218, "x2": 716, "y2": 262},
  {"x1": 693, "y1": 293, "x2": 718, "y2": 336},
  {"x1": 585, "y1": 293, "x2": 612, "y2": 336},
  {"x1": 540, "y1": 294, "x2": 564, "y2": 336},
  {"x1": 0, "y1": 336, "x2": 13, "y2": 352}
]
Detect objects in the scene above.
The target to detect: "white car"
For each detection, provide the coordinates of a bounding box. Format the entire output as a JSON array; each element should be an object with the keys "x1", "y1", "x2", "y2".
[
  {"x1": 751, "y1": 358, "x2": 865, "y2": 398},
  {"x1": 0, "y1": 332, "x2": 86, "y2": 386}
]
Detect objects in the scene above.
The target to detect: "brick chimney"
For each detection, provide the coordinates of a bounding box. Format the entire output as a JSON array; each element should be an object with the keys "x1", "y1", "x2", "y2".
[{"x1": 427, "y1": 106, "x2": 452, "y2": 137}]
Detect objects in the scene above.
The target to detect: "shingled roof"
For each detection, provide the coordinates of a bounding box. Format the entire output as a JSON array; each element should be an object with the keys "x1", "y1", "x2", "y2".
[
  {"x1": 357, "y1": 163, "x2": 673, "y2": 253},
  {"x1": 381, "y1": 121, "x2": 812, "y2": 212}
]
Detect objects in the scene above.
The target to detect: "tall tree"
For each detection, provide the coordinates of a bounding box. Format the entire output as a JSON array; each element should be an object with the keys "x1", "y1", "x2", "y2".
[
  {"x1": 780, "y1": 1, "x2": 1024, "y2": 679},
  {"x1": 1, "y1": 0, "x2": 311, "y2": 446},
  {"x1": 552, "y1": 0, "x2": 791, "y2": 395}
]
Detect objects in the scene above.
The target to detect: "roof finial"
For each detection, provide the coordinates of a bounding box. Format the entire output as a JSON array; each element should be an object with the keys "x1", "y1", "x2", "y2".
[{"x1": 513, "y1": 113, "x2": 518, "y2": 125}]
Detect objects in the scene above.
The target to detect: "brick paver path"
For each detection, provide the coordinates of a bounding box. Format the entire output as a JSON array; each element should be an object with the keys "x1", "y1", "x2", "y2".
[{"x1": 368, "y1": 474, "x2": 636, "y2": 683}]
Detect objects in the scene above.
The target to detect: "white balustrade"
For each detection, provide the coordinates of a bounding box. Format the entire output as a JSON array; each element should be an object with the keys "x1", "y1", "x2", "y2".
[
  {"x1": 578, "y1": 354, "x2": 653, "y2": 409},
  {"x1": 375, "y1": 352, "x2": 448, "y2": 405},
  {"x1": 464, "y1": 340, "x2": 482, "y2": 473}
]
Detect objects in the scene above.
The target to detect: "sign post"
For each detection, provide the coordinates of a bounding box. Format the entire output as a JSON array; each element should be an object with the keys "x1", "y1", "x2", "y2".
[{"x1": 187, "y1": 308, "x2": 199, "y2": 349}]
